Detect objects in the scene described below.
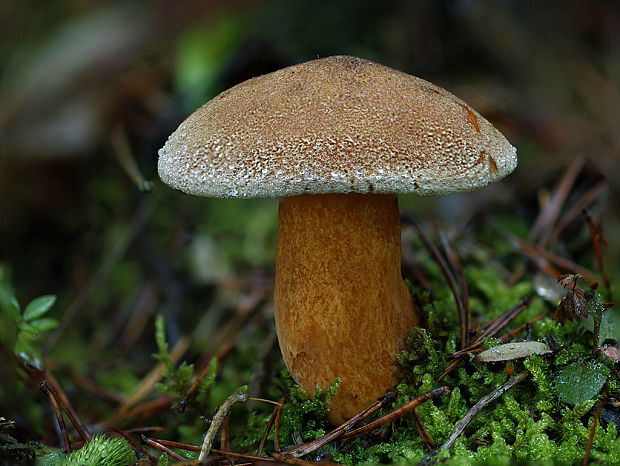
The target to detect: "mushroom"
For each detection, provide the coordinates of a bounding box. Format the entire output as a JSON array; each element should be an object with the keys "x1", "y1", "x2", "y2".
[{"x1": 158, "y1": 56, "x2": 517, "y2": 424}]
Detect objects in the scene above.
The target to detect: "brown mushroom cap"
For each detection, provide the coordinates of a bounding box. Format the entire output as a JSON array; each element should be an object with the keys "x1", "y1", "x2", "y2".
[{"x1": 158, "y1": 55, "x2": 517, "y2": 198}]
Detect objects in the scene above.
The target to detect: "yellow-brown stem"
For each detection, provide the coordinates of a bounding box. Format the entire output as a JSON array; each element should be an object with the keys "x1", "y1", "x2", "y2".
[{"x1": 275, "y1": 193, "x2": 418, "y2": 424}]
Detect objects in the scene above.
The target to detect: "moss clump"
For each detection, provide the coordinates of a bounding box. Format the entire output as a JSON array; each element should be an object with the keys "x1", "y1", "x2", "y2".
[{"x1": 37, "y1": 435, "x2": 135, "y2": 466}]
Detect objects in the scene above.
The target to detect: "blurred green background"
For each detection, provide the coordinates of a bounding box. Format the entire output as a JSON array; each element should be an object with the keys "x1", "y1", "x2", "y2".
[{"x1": 1, "y1": 0, "x2": 619, "y2": 440}]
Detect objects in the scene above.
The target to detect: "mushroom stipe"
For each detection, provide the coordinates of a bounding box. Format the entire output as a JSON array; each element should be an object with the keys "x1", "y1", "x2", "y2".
[{"x1": 276, "y1": 193, "x2": 417, "y2": 424}]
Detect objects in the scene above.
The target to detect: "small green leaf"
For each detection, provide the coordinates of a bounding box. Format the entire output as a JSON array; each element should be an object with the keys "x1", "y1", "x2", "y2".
[
  {"x1": 23, "y1": 295, "x2": 56, "y2": 321},
  {"x1": 555, "y1": 361, "x2": 607, "y2": 405},
  {"x1": 14, "y1": 335, "x2": 46, "y2": 371},
  {"x1": 18, "y1": 321, "x2": 45, "y2": 335},
  {"x1": 28, "y1": 317, "x2": 59, "y2": 333}
]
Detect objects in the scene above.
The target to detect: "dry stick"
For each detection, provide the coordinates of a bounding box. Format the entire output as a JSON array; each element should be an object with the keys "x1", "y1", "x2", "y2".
[
  {"x1": 221, "y1": 417, "x2": 231, "y2": 452},
  {"x1": 44, "y1": 371, "x2": 91, "y2": 442},
  {"x1": 270, "y1": 451, "x2": 339, "y2": 465},
  {"x1": 104, "y1": 396, "x2": 175, "y2": 427},
  {"x1": 529, "y1": 156, "x2": 585, "y2": 244},
  {"x1": 124, "y1": 426, "x2": 165, "y2": 435},
  {"x1": 141, "y1": 435, "x2": 186, "y2": 462},
  {"x1": 274, "y1": 398, "x2": 284, "y2": 452},
  {"x1": 437, "y1": 358, "x2": 470, "y2": 382},
  {"x1": 149, "y1": 440, "x2": 275, "y2": 465},
  {"x1": 70, "y1": 370, "x2": 124, "y2": 405},
  {"x1": 514, "y1": 237, "x2": 564, "y2": 278},
  {"x1": 437, "y1": 228, "x2": 471, "y2": 347},
  {"x1": 533, "y1": 245, "x2": 600, "y2": 283},
  {"x1": 410, "y1": 218, "x2": 467, "y2": 349},
  {"x1": 490, "y1": 217, "x2": 564, "y2": 280},
  {"x1": 153, "y1": 438, "x2": 201, "y2": 452},
  {"x1": 436, "y1": 359, "x2": 463, "y2": 382},
  {"x1": 49, "y1": 390, "x2": 91, "y2": 444},
  {"x1": 469, "y1": 299, "x2": 529, "y2": 347},
  {"x1": 343, "y1": 387, "x2": 451, "y2": 439},
  {"x1": 40, "y1": 383, "x2": 71, "y2": 453},
  {"x1": 437, "y1": 300, "x2": 530, "y2": 381},
  {"x1": 496, "y1": 313, "x2": 545, "y2": 342},
  {"x1": 258, "y1": 397, "x2": 286, "y2": 455},
  {"x1": 210, "y1": 448, "x2": 276, "y2": 463},
  {"x1": 439, "y1": 299, "x2": 529, "y2": 372},
  {"x1": 583, "y1": 386, "x2": 608, "y2": 466},
  {"x1": 544, "y1": 180, "x2": 608, "y2": 247},
  {"x1": 445, "y1": 312, "x2": 545, "y2": 361},
  {"x1": 198, "y1": 392, "x2": 249, "y2": 462},
  {"x1": 285, "y1": 392, "x2": 396, "y2": 458},
  {"x1": 439, "y1": 371, "x2": 529, "y2": 453},
  {"x1": 413, "y1": 406, "x2": 436, "y2": 450}
]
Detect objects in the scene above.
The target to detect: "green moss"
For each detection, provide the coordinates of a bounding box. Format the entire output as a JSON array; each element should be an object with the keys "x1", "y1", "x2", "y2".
[
  {"x1": 37, "y1": 435, "x2": 135, "y2": 466},
  {"x1": 277, "y1": 376, "x2": 339, "y2": 446}
]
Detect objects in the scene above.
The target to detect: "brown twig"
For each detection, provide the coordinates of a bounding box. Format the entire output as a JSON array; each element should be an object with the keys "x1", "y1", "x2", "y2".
[
  {"x1": 116, "y1": 335, "x2": 190, "y2": 415},
  {"x1": 497, "y1": 313, "x2": 545, "y2": 343},
  {"x1": 109, "y1": 125, "x2": 153, "y2": 192},
  {"x1": 583, "y1": 385, "x2": 607, "y2": 466},
  {"x1": 210, "y1": 448, "x2": 276, "y2": 463},
  {"x1": 153, "y1": 437, "x2": 201, "y2": 451},
  {"x1": 44, "y1": 371, "x2": 91, "y2": 442},
  {"x1": 142, "y1": 435, "x2": 187, "y2": 461},
  {"x1": 409, "y1": 218, "x2": 467, "y2": 349},
  {"x1": 544, "y1": 180, "x2": 608, "y2": 247},
  {"x1": 258, "y1": 397, "x2": 286, "y2": 455},
  {"x1": 470, "y1": 299, "x2": 530, "y2": 348},
  {"x1": 413, "y1": 407, "x2": 436, "y2": 450},
  {"x1": 343, "y1": 387, "x2": 451, "y2": 439},
  {"x1": 270, "y1": 450, "x2": 339, "y2": 465},
  {"x1": 221, "y1": 416, "x2": 231, "y2": 452},
  {"x1": 40, "y1": 382, "x2": 71, "y2": 453},
  {"x1": 532, "y1": 245, "x2": 599, "y2": 283},
  {"x1": 70, "y1": 370, "x2": 124, "y2": 405},
  {"x1": 104, "y1": 395, "x2": 175, "y2": 427},
  {"x1": 529, "y1": 156, "x2": 585, "y2": 245},
  {"x1": 438, "y1": 227, "x2": 471, "y2": 347},
  {"x1": 436, "y1": 359, "x2": 463, "y2": 383},
  {"x1": 274, "y1": 396, "x2": 284, "y2": 452},
  {"x1": 437, "y1": 300, "x2": 530, "y2": 380},
  {"x1": 438, "y1": 371, "x2": 529, "y2": 456},
  {"x1": 285, "y1": 392, "x2": 396, "y2": 458}
]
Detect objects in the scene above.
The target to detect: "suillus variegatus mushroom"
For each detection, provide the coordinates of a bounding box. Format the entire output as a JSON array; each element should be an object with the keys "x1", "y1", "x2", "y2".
[{"x1": 158, "y1": 55, "x2": 517, "y2": 424}]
